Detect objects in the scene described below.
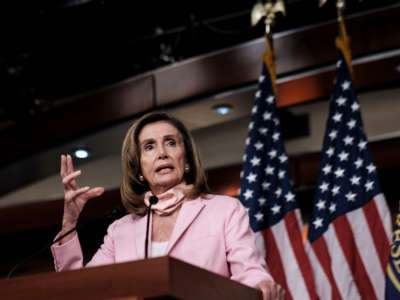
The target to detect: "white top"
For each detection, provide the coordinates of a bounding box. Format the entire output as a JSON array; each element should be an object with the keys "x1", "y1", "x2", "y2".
[{"x1": 151, "y1": 241, "x2": 169, "y2": 258}]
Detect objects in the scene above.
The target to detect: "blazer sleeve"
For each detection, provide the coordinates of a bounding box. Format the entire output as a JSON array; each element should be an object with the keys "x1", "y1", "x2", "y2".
[
  {"x1": 224, "y1": 198, "x2": 273, "y2": 287},
  {"x1": 51, "y1": 220, "x2": 117, "y2": 272}
]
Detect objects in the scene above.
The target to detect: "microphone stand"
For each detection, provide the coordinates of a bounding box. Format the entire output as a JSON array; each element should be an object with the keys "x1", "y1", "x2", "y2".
[{"x1": 145, "y1": 195, "x2": 158, "y2": 259}]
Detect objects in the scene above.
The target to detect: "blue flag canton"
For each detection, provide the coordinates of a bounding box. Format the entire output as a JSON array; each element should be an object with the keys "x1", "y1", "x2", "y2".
[
  {"x1": 308, "y1": 52, "x2": 382, "y2": 242},
  {"x1": 239, "y1": 64, "x2": 298, "y2": 232}
]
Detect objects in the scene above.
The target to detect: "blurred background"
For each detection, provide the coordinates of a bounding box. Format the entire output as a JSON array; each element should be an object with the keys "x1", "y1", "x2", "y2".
[{"x1": 0, "y1": 0, "x2": 399, "y2": 278}]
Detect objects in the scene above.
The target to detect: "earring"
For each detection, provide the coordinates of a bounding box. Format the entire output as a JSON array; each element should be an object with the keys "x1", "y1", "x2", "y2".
[
  {"x1": 184, "y1": 165, "x2": 190, "y2": 173},
  {"x1": 139, "y1": 175, "x2": 144, "y2": 182}
]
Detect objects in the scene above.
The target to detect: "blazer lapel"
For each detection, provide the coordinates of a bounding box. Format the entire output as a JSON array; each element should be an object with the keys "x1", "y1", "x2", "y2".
[
  {"x1": 134, "y1": 213, "x2": 153, "y2": 260},
  {"x1": 166, "y1": 199, "x2": 205, "y2": 254}
]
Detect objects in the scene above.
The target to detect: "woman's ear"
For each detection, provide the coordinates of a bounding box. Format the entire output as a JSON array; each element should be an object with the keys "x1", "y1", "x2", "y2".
[{"x1": 184, "y1": 163, "x2": 190, "y2": 173}]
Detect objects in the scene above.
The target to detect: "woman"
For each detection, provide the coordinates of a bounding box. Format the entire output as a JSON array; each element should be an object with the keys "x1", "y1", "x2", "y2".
[{"x1": 52, "y1": 113, "x2": 285, "y2": 300}]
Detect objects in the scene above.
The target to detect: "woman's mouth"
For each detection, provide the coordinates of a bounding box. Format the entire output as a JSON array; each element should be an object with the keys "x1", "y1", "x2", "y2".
[{"x1": 156, "y1": 165, "x2": 174, "y2": 173}]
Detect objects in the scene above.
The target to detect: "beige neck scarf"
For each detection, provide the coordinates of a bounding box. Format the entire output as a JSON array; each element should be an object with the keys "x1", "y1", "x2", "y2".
[{"x1": 144, "y1": 182, "x2": 193, "y2": 216}]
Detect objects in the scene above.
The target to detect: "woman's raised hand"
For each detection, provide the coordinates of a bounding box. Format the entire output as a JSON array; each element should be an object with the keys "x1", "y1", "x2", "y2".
[{"x1": 60, "y1": 154, "x2": 104, "y2": 243}]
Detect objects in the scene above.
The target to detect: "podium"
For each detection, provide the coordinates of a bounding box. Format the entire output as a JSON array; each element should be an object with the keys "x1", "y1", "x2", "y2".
[{"x1": 0, "y1": 256, "x2": 262, "y2": 300}]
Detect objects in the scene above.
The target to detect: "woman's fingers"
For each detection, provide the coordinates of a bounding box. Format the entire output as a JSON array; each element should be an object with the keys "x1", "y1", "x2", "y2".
[
  {"x1": 66, "y1": 186, "x2": 104, "y2": 203},
  {"x1": 256, "y1": 280, "x2": 285, "y2": 300},
  {"x1": 83, "y1": 187, "x2": 105, "y2": 200},
  {"x1": 278, "y1": 287, "x2": 285, "y2": 300},
  {"x1": 60, "y1": 154, "x2": 79, "y2": 189},
  {"x1": 66, "y1": 154, "x2": 74, "y2": 174},
  {"x1": 62, "y1": 170, "x2": 82, "y2": 186},
  {"x1": 60, "y1": 154, "x2": 66, "y2": 177}
]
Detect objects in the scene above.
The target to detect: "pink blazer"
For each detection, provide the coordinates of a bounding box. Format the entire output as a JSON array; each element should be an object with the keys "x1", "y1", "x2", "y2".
[{"x1": 51, "y1": 194, "x2": 272, "y2": 287}]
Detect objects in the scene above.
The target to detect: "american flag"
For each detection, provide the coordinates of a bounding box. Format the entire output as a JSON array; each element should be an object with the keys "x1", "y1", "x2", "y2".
[
  {"x1": 306, "y1": 51, "x2": 392, "y2": 299},
  {"x1": 385, "y1": 202, "x2": 400, "y2": 299},
  {"x1": 239, "y1": 63, "x2": 318, "y2": 300}
]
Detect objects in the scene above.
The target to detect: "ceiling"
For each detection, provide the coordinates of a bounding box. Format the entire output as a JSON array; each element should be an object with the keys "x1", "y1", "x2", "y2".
[
  {"x1": 0, "y1": 0, "x2": 399, "y2": 208},
  {"x1": 0, "y1": 0, "x2": 396, "y2": 125}
]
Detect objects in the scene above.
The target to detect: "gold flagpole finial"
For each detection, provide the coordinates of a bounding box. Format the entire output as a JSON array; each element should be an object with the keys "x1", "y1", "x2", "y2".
[
  {"x1": 251, "y1": 0, "x2": 285, "y2": 94},
  {"x1": 251, "y1": 0, "x2": 286, "y2": 34}
]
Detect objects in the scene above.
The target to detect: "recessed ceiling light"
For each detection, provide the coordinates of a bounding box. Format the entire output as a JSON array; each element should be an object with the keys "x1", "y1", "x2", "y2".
[
  {"x1": 74, "y1": 148, "x2": 90, "y2": 159},
  {"x1": 213, "y1": 104, "x2": 233, "y2": 115}
]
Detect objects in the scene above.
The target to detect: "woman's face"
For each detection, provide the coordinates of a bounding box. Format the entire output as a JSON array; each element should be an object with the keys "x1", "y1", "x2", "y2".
[{"x1": 139, "y1": 121, "x2": 187, "y2": 195}]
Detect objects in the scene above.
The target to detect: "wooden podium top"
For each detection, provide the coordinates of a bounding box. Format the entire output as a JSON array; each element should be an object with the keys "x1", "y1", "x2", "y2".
[{"x1": 0, "y1": 256, "x2": 262, "y2": 300}]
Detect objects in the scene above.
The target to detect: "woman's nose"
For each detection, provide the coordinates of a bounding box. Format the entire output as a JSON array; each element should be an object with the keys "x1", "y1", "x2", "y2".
[{"x1": 157, "y1": 145, "x2": 168, "y2": 158}]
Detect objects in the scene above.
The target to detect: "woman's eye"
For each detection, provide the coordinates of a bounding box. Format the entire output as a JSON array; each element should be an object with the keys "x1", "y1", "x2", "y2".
[
  {"x1": 167, "y1": 139, "x2": 176, "y2": 146},
  {"x1": 144, "y1": 144, "x2": 153, "y2": 151}
]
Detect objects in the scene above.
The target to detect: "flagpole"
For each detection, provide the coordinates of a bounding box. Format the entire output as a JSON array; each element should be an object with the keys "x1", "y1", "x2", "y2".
[{"x1": 240, "y1": 2, "x2": 319, "y2": 299}]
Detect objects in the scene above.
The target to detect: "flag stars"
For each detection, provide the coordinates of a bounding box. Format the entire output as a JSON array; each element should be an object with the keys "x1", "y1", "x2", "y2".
[
  {"x1": 275, "y1": 188, "x2": 282, "y2": 198},
  {"x1": 336, "y1": 60, "x2": 342, "y2": 68},
  {"x1": 246, "y1": 137, "x2": 251, "y2": 145},
  {"x1": 329, "y1": 130, "x2": 338, "y2": 140},
  {"x1": 254, "y1": 141, "x2": 264, "y2": 151},
  {"x1": 265, "y1": 165, "x2": 275, "y2": 175},
  {"x1": 266, "y1": 95, "x2": 275, "y2": 104},
  {"x1": 347, "y1": 119, "x2": 356, "y2": 130},
  {"x1": 250, "y1": 156, "x2": 261, "y2": 167},
  {"x1": 320, "y1": 182, "x2": 329, "y2": 193},
  {"x1": 343, "y1": 136, "x2": 354, "y2": 146},
  {"x1": 313, "y1": 217, "x2": 323, "y2": 229},
  {"x1": 367, "y1": 164, "x2": 376, "y2": 173},
  {"x1": 285, "y1": 192, "x2": 295, "y2": 202},
  {"x1": 334, "y1": 167, "x2": 345, "y2": 178},
  {"x1": 345, "y1": 192, "x2": 357, "y2": 202},
  {"x1": 273, "y1": 118, "x2": 280, "y2": 126},
  {"x1": 351, "y1": 102, "x2": 360, "y2": 112},
  {"x1": 332, "y1": 113, "x2": 342, "y2": 123},
  {"x1": 263, "y1": 112, "x2": 272, "y2": 121},
  {"x1": 326, "y1": 147, "x2": 335, "y2": 157},
  {"x1": 268, "y1": 149, "x2": 278, "y2": 159},
  {"x1": 329, "y1": 203, "x2": 337, "y2": 213},
  {"x1": 248, "y1": 122, "x2": 254, "y2": 130},
  {"x1": 332, "y1": 185, "x2": 340, "y2": 196},
  {"x1": 365, "y1": 181, "x2": 374, "y2": 191},
  {"x1": 258, "y1": 197, "x2": 267, "y2": 206},
  {"x1": 336, "y1": 96, "x2": 347, "y2": 106},
  {"x1": 243, "y1": 189, "x2": 254, "y2": 200},
  {"x1": 279, "y1": 154, "x2": 288, "y2": 163},
  {"x1": 272, "y1": 132, "x2": 280, "y2": 141},
  {"x1": 342, "y1": 80, "x2": 351, "y2": 91},
  {"x1": 246, "y1": 172, "x2": 257, "y2": 183},
  {"x1": 338, "y1": 151, "x2": 349, "y2": 161},
  {"x1": 255, "y1": 90, "x2": 261, "y2": 98},
  {"x1": 316, "y1": 200, "x2": 326, "y2": 210},
  {"x1": 322, "y1": 164, "x2": 332, "y2": 175},
  {"x1": 350, "y1": 175, "x2": 361, "y2": 185},
  {"x1": 242, "y1": 154, "x2": 247, "y2": 162},
  {"x1": 258, "y1": 75, "x2": 265, "y2": 82},
  {"x1": 254, "y1": 212, "x2": 264, "y2": 221},
  {"x1": 262, "y1": 181, "x2": 271, "y2": 190},
  {"x1": 354, "y1": 158, "x2": 363, "y2": 169},
  {"x1": 278, "y1": 170, "x2": 285, "y2": 179},
  {"x1": 271, "y1": 204, "x2": 281, "y2": 215},
  {"x1": 258, "y1": 127, "x2": 268, "y2": 135},
  {"x1": 358, "y1": 140, "x2": 367, "y2": 150}
]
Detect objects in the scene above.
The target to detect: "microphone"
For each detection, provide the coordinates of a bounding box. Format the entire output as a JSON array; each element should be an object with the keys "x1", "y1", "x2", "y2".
[
  {"x1": 6, "y1": 206, "x2": 126, "y2": 279},
  {"x1": 145, "y1": 195, "x2": 158, "y2": 259}
]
